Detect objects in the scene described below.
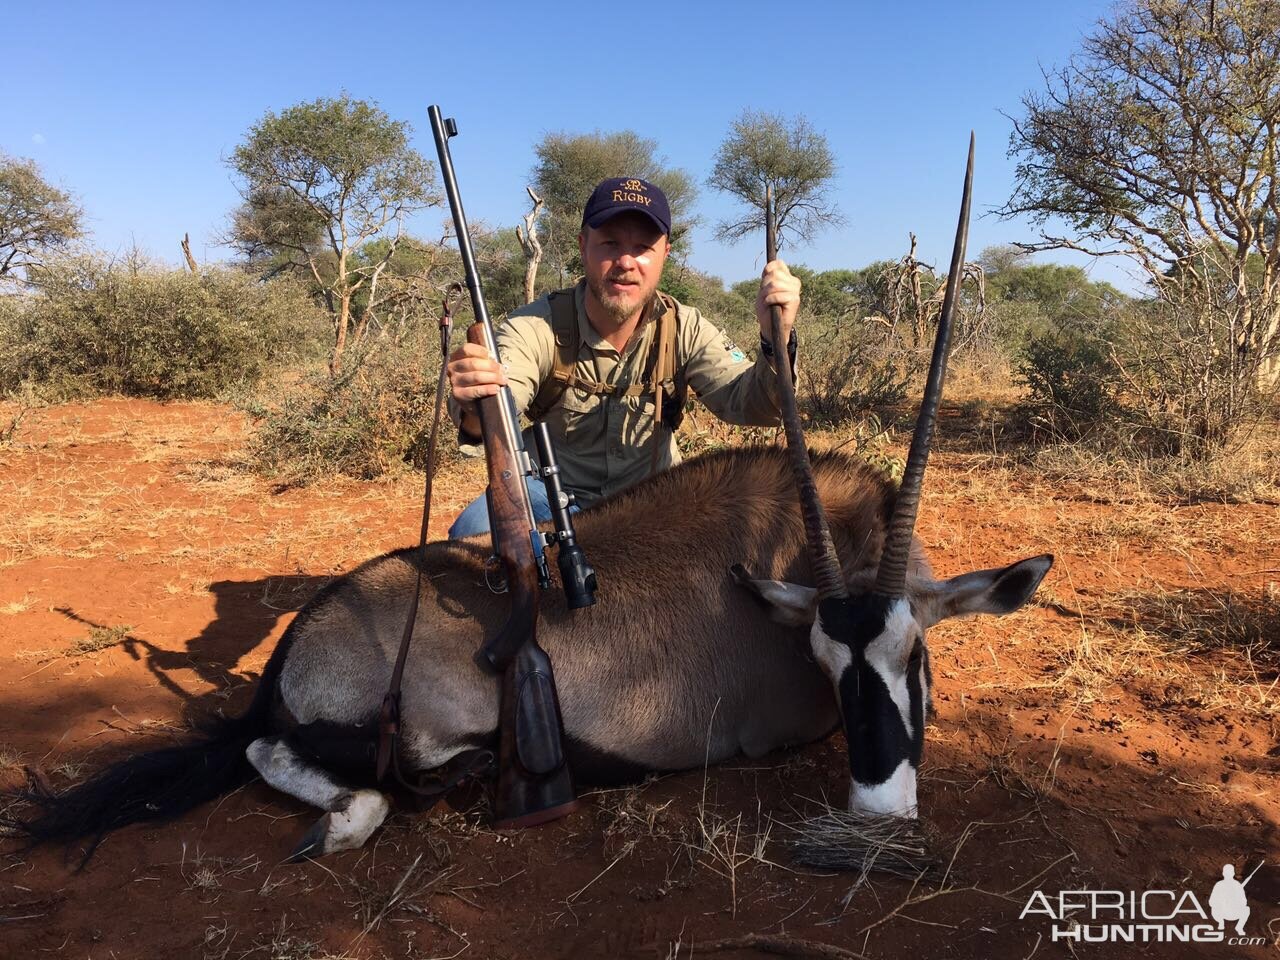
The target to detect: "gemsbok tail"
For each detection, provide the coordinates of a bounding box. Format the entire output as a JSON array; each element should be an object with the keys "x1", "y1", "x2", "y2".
[{"x1": 3, "y1": 628, "x2": 291, "y2": 862}]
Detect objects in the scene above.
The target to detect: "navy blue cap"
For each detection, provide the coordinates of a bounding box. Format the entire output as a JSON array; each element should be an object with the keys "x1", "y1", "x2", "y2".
[{"x1": 581, "y1": 177, "x2": 671, "y2": 235}]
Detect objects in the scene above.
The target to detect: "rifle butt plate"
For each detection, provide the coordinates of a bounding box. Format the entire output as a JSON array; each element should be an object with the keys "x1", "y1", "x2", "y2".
[{"x1": 493, "y1": 798, "x2": 581, "y2": 831}]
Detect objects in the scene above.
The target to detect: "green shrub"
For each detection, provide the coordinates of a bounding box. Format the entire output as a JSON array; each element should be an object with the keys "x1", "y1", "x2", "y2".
[
  {"x1": 1016, "y1": 299, "x2": 1277, "y2": 458},
  {"x1": 1016, "y1": 328, "x2": 1125, "y2": 440},
  {"x1": 800, "y1": 318, "x2": 918, "y2": 425},
  {"x1": 659, "y1": 263, "x2": 759, "y2": 358},
  {"x1": 248, "y1": 335, "x2": 453, "y2": 484},
  {"x1": 1106, "y1": 299, "x2": 1276, "y2": 457},
  {"x1": 0, "y1": 253, "x2": 327, "y2": 399}
]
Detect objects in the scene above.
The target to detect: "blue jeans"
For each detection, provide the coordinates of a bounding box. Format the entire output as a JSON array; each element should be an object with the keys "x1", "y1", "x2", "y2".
[{"x1": 447, "y1": 476, "x2": 579, "y2": 539}]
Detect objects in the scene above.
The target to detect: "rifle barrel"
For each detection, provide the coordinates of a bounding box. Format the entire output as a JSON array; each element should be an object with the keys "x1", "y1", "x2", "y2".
[{"x1": 429, "y1": 105, "x2": 530, "y2": 508}]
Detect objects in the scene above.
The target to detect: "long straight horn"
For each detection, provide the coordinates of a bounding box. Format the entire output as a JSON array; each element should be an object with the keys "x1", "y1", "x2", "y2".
[
  {"x1": 875, "y1": 134, "x2": 975, "y2": 598},
  {"x1": 766, "y1": 185, "x2": 846, "y2": 601}
]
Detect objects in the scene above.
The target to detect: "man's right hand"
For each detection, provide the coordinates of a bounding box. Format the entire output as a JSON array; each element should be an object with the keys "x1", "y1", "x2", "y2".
[{"x1": 447, "y1": 339, "x2": 508, "y2": 415}]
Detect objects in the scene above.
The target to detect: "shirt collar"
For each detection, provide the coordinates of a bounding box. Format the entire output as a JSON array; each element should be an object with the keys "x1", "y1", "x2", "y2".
[{"x1": 574, "y1": 280, "x2": 659, "y2": 358}]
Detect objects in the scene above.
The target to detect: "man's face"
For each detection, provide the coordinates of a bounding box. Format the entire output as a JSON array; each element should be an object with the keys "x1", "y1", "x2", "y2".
[{"x1": 579, "y1": 212, "x2": 669, "y2": 326}]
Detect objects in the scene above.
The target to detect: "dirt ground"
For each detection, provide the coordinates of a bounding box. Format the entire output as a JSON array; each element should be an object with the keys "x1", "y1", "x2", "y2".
[{"x1": 1, "y1": 398, "x2": 1277, "y2": 959}]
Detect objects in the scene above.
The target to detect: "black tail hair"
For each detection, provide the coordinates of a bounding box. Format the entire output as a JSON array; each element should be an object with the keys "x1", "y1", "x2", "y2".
[{"x1": 3, "y1": 626, "x2": 293, "y2": 863}]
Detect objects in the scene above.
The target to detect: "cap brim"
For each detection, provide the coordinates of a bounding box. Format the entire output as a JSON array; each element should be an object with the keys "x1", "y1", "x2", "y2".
[{"x1": 584, "y1": 208, "x2": 669, "y2": 235}]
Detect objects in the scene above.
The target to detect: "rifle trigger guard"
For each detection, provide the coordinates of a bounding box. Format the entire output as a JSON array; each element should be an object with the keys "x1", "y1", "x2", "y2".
[{"x1": 484, "y1": 556, "x2": 508, "y2": 595}]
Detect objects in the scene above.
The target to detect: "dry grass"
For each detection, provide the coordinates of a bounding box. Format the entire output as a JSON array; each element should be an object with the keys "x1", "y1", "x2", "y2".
[
  {"x1": 0, "y1": 593, "x2": 33, "y2": 615},
  {"x1": 582, "y1": 751, "x2": 790, "y2": 919},
  {"x1": 345, "y1": 852, "x2": 459, "y2": 941},
  {"x1": 48, "y1": 758, "x2": 86, "y2": 781},
  {"x1": 0, "y1": 398, "x2": 243, "y2": 457},
  {"x1": 592, "y1": 781, "x2": 681, "y2": 853},
  {"x1": 240, "y1": 916, "x2": 360, "y2": 960},
  {"x1": 788, "y1": 806, "x2": 939, "y2": 878},
  {"x1": 0, "y1": 385, "x2": 43, "y2": 448},
  {"x1": 1104, "y1": 584, "x2": 1279, "y2": 657},
  {"x1": 1029, "y1": 428, "x2": 1280, "y2": 504},
  {"x1": 684, "y1": 799, "x2": 778, "y2": 918},
  {"x1": 982, "y1": 737, "x2": 1068, "y2": 805},
  {"x1": 1072, "y1": 585, "x2": 1280, "y2": 720},
  {"x1": 0, "y1": 402, "x2": 483, "y2": 581},
  {"x1": 942, "y1": 354, "x2": 1024, "y2": 407},
  {"x1": 190, "y1": 824, "x2": 468, "y2": 959},
  {"x1": 257, "y1": 813, "x2": 482, "y2": 959},
  {"x1": 68, "y1": 623, "x2": 133, "y2": 656},
  {"x1": 14, "y1": 623, "x2": 134, "y2": 663},
  {"x1": 1002, "y1": 586, "x2": 1280, "y2": 724},
  {"x1": 181, "y1": 845, "x2": 263, "y2": 900},
  {"x1": 0, "y1": 743, "x2": 23, "y2": 772}
]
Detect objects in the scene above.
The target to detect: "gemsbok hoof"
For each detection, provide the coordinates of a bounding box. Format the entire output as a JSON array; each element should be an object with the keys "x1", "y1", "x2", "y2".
[{"x1": 289, "y1": 790, "x2": 390, "y2": 861}]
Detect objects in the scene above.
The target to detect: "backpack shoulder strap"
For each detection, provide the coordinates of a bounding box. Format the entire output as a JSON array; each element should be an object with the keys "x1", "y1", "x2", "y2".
[
  {"x1": 616, "y1": 294, "x2": 680, "y2": 399},
  {"x1": 653, "y1": 293, "x2": 679, "y2": 392},
  {"x1": 643, "y1": 293, "x2": 687, "y2": 474},
  {"x1": 526, "y1": 288, "x2": 581, "y2": 423},
  {"x1": 655, "y1": 294, "x2": 687, "y2": 427},
  {"x1": 618, "y1": 292, "x2": 687, "y2": 439}
]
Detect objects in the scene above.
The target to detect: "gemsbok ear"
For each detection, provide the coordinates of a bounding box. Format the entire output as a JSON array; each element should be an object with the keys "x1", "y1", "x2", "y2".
[
  {"x1": 922, "y1": 554, "x2": 1054, "y2": 626},
  {"x1": 729, "y1": 564, "x2": 819, "y2": 626}
]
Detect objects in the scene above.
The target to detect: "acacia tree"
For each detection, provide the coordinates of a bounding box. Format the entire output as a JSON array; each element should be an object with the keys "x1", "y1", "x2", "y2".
[
  {"x1": 531, "y1": 131, "x2": 698, "y2": 281},
  {"x1": 0, "y1": 154, "x2": 82, "y2": 284},
  {"x1": 707, "y1": 110, "x2": 841, "y2": 251},
  {"x1": 228, "y1": 95, "x2": 438, "y2": 374},
  {"x1": 999, "y1": 0, "x2": 1280, "y2": 444}
]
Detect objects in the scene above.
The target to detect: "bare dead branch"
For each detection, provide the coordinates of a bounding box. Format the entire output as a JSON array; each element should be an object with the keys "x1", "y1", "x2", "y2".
[
  {"x1": 515, "y1": 186, "x2": 545, "y2": 304},
  {"x1": 180, "y1": 233, "x2": 198, "y2": 274}
]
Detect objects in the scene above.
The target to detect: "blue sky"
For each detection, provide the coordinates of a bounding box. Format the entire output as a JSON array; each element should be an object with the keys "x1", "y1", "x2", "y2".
[{"x1": 6, "y1": 0, "x2": 1139, "y2": 291}]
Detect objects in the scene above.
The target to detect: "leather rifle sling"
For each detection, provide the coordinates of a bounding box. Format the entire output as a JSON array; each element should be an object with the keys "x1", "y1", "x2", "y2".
[{"x1": 376, "y1": 286, "x2": 459, "y2": 786}]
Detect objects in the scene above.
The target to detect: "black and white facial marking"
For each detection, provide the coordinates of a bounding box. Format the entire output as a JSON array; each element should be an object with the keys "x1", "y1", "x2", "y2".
[
  {"x1": 812, "y1": 594, "x2": 930, "y2": 818},
  {"x1": 731, "y1": 554, "x2": 1054, "y2": 821}
]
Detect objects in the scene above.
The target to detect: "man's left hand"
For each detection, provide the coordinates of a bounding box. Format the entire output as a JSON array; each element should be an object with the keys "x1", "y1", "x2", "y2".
[{"x1": 756, "y1": 260, "x2": 801, "y2": 345}]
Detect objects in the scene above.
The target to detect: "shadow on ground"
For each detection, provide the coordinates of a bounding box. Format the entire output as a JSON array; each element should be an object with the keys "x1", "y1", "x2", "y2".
[{"x1": 4, "y1": 573, "x2": 332, "y2": 747}]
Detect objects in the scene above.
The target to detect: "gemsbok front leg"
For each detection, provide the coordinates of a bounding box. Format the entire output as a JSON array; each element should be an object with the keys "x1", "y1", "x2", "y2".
[{"x1": 246, "y1": 737, "x2": 390, "y2": 859}]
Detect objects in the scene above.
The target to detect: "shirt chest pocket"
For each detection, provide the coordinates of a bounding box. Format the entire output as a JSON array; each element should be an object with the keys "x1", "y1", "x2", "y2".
[
  {"x1": 559, "y1": 384, "x2": 601, "y2": 414},
  {"x1": 554, "y1": 385, "x2": 604, "y2": 438},
  {"x1": 623, "y1": 388, "x2": 659, "y2": 411}
]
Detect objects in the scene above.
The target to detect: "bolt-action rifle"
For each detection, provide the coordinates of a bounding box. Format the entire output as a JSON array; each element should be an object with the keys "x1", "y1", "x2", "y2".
[{"x1": 429, "y1": 104, "x2": 590, "y2": 828}]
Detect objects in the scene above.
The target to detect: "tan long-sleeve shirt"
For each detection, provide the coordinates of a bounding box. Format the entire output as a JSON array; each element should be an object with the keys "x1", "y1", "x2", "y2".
[{"x1": 451, "y1": 282, "x2": 791, "y2": 507}]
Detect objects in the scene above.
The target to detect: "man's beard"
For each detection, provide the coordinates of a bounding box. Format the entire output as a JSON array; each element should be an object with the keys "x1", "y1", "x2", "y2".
[{"x1": 587, "y1": 273, "x2": 654, "y2": 325}]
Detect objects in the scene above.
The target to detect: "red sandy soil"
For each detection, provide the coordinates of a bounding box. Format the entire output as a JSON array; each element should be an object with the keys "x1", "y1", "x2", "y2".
[{"x1": 1, "y1": 399, "x2": 1277, "y2": 959}]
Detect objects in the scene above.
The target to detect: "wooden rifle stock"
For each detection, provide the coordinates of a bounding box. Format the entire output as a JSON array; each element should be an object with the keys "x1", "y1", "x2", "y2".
[
  {"x1": 466, "y1": 323, "x2": 579, "y2": 827},
  {"x1": 470, "y1": 327, "x2": 542, "y2": 673}
]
